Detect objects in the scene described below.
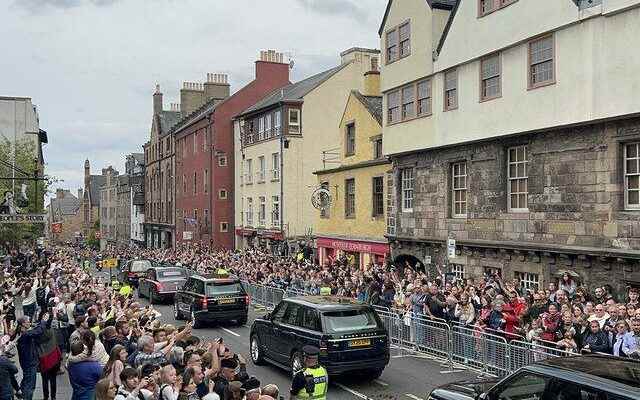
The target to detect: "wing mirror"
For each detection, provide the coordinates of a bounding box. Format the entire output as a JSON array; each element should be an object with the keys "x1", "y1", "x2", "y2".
[{"x1": 476, "y1": 393, "x2": 488, "y2": 400}]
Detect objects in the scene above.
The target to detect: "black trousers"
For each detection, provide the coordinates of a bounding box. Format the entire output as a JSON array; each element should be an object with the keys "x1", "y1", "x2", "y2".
[{"x1": 41, "y1": 365, "x2": 58, "y2": 400}]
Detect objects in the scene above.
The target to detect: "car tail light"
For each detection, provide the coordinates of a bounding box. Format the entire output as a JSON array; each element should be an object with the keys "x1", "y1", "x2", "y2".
[
  {"x1": 155, "y1": 282, "x2": 163, "y2": 291},
  {"x1": 319, "y1": 339, "x2": 329, "y2": 356},
  {"x1": 201, "y1": 297, "x2": 208, "y2": 308},
  {"x1": 128, "y1": 272, "x2": 136, "y2": 278},
  {"x1": 244, "y1": 295, "x2": 250, "y2": 305}
]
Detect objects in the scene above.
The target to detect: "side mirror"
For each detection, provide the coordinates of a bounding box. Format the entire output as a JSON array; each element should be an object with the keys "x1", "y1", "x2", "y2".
[{"x1": 477, "y1": 393, "x2": 488, "y2": 400}]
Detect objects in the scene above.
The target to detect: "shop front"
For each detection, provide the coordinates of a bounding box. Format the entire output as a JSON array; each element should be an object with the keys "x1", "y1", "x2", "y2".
[
  {"x1": 316, "y1": 236, "x2": 389, "y2": 270},
  {"x1": 234, "y1": 227, "x2": 256, "y2": 250}
]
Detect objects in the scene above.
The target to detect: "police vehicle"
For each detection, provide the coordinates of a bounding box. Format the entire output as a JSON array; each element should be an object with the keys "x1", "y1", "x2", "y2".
[
  {"x1": 173, "y1": 272, "x2": 249, "y2": 328},
  {"x1": 249, "y1": 296, "x2": 390, "y2": 379},
  {"x1": 428, "y1": 355, "x2": 640, "y2": 400}
]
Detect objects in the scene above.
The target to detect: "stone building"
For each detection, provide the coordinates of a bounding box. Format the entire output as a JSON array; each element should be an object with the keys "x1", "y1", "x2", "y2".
[
  {"x1": 116, "y1": 174, "x2": 130, "y2": 246},
  {"x1": 379, "y1": 0, "x2": 640, "y2": 293},
  {"x1": 143, "y1": 86, "x2": 181, "y2": 248},
  {"x1": 81, "y1": 159, "x2": 105, "y2": 237},
  {"x1": 126, "y1": 153, "x2": 145, "y2": 246},
  {"x1": 99, "y1": 166, "x2": 119, "y2": 249},
  {"x1": 47, "y1": 189, "x2": 82, "y2": 244}
]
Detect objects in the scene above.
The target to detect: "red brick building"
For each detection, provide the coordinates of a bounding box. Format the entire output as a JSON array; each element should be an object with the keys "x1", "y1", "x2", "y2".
[{"x1": 175, "y1": 50, "x2": 290, "y2": 248}]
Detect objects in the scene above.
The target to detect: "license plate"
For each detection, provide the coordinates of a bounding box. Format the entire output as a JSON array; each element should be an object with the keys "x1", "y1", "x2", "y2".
[
  {"x1": 218, "y1": 298, "x2": 235, "y2": 304},
  {"x1": 349, "y1": 339, "x2": 371, "y2": 347}
]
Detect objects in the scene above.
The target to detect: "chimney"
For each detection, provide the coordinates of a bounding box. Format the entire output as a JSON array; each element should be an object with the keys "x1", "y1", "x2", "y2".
[
  {"x1": 255, "y1": 49, "x2": 290, "y2": 84},
  {"x1": 362, "y1": 70, "x2": 381, "y2": 97},
  {"x1": 78, "y1": 188, "x2": 83, "y2": 199},
  {"x1": 180, "y1": 81, "x2": 205, "y2": 116},
  {"x1": 153, "y1": 84, "x2": 163, "y2": 115},
  {"x1": 203, "y1": 73, "x2": 231, "y2": 103},
  {"x1": 56, "y1": 189, "x2": 64, "y2": 199}
]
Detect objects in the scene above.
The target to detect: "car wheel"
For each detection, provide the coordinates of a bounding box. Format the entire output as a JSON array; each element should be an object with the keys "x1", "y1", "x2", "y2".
[
  {"x1": 237, "y1": 316, "x2": 247, "y2": 326},
  {"x1": 290, "y1": 351, "x2": 303, "y2": 375},
  {"x1": 190, "y1": 309, "x2": 202, "y2": 329},
  {"x1": 174, "y1": 303, "x2": 182, "y2": 320},
  {"x1": 250, "y1": 335, "x2": 264, "y2": 365},
  {"x1": 366, "y1": 368, "x2": 384, "y2": 380}
]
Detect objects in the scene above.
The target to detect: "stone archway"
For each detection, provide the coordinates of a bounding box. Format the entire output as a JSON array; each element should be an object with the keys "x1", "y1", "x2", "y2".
[{"x1": 393, "y1": 254, "x2": 424, "y2": 273}]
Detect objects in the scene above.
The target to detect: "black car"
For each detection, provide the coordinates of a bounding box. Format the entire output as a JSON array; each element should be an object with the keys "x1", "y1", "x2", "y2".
[
  {"x1": 173, "y1": 274, "x2": 249, "y2": 328},
  {"x1": 249, "y1": 296, "x2": 389, "y2": 378},
  {"x1": 138, "y1": 267, "x2": 188, "y2": 304},
  {"x1": 428, "y1": 355, "x2": 640, "y2": 400},
  {"x1": 117, "y1": 259, "x2": 154, "y2": 287}
]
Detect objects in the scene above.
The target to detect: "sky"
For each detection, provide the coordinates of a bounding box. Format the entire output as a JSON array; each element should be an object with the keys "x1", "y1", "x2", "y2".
[{"x1": 0, "y1": 0, "x2": 387, "y2": 203}]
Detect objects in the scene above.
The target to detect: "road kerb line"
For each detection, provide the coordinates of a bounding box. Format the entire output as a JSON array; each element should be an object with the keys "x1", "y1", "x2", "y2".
[
  {"x1": 405, "y1": 394, "x2": 425, "y2": 400},
  {"x1": 221, "y1": 327, "x2": 241, "y2": 337},
  {"x1": 334, "y1": 383, "x2": 370, "y2": 399},
  {"x1": 374, "y1": 379, "x2": 389, "y2": 386}
]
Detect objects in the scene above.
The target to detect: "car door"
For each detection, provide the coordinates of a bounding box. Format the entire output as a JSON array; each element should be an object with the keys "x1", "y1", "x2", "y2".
[
  {"x1": 176, "y1": 278, "x2": 193, "y2": 314},
  {"x1": 487, "y1": 372, "x2": 552, "y2": 400},
  {"x1": 147, "y1": 269, "x2": 158, "y2": 296},
  {"x1": 272, "y1": 302, "x2": 303, "y2": 364},
  {"x1": 265, "y1": 301, "x2": 289, "y2": 361}
]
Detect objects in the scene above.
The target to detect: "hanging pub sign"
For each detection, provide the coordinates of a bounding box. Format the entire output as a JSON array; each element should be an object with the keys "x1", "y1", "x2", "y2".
[{"x1": 0, "y1": 189, "x2": 46, "y2": 224}]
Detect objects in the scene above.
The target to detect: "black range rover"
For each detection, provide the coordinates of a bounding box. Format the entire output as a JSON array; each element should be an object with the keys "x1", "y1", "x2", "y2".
[
  {"x1": 428, "y1": 355, "x2": 640, "y2": 400},
  {"x1": 250, "y1": 296, "x2": 389, "y2": 379},
  {"x1": 173, "y1": 274, "x2": 249, "y2": 328}
]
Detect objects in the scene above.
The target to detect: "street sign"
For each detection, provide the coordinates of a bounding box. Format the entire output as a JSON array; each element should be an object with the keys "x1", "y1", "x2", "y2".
[
  {"x1": 447, "y1": 238, "x2": 456, "y2": 259},
  {"x1": 183, "y1": 231, "x2": 193, "y2": 240},
  {"x1": 103, "y1": 258, "x2": 118, "y2": 268},
  {"x1": 424, "y1": 256, "x2": 432, "y2": 264},
  {"x1": 51, "y1": 222, "x2": 62, "y2": 233}
]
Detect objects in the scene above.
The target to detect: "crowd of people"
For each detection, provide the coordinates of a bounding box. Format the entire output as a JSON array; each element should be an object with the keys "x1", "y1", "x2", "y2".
[
  {"x1": 99, "y1": 243, "x2": 640, "y2": 358},
  {"x1": 0, "y1": 246, "x2": 282, "y2": 400}
]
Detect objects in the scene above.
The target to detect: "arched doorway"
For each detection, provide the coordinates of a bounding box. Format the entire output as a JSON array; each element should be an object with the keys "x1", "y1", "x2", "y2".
[{"x1": 393, "y1": 254, "x2": 424, "y2": 273}]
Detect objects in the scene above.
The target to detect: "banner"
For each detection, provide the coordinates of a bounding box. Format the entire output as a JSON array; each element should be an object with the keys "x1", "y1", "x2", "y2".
[
  {"x1": 51, "y1": 222, "x2": 62, "y2": 233},
  {"x1": 0, "y1": 214, "x2": 46, "y2": 224},
  {"x1": 103, "y1": 258, "x2": 118, "y2": 268}
]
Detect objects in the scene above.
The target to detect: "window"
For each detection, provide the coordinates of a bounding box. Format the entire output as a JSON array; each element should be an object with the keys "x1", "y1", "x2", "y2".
[
  {"x1": 246, "y1": 198, "x2": 253, "y2": 225},
  {"x1": 218, "y1": 155, "x2": 227, "y2": 167},
  {"x1": 399, "y1": 22, "x2": 411, "y2": 58},
  {"x1": 193, "y1": 172, "x2": 197, "y2": 195},
  {"x1": 264, "y1": 113, "x2": 272, "y2": 138},
  {"x1": 289, "y1": 109, "x2": 300, "y2": 134},
  {"x1": 220, "y1": 222, "x2": 228, "y2": 232},
  {"x1": 444, "y1": 69, "x2": 458, "y2": 111},
  {"x1": 529, "y1": 35, "x2": 554, "y2": 88},
  {"x1": 203, "y1": 209, "x2": 209, "y2": 225},
  {"x1": 301, "y1": 307, "x2": 321, "y2": 332},
  {"x1": 508, "y1": 145, "x2": 528, "y2": 211},
  {"x1": 515, "y1": 272, "x2": 539, "y2": 291},
  {"x1": 493, "y1": 372, "x2": 548, "y2": 400},
  {"x1": 401, "y1": 85, "x2": 415, "y2": 120},
  {"x1": 271, "y1": 152, "x2": 280, "y2": 180},
  {"x1": 245, "y1": 159, "x2": 253, "y2": 184},
  {"x1": 479, "y1": 0, "x2": 496, "y2": 15},
  {"x1": 204, "y1": 169, "x2": 209, "y2": 194},
  {"x1": 274, "y1": 110, "x2": 281, "y2": 136},
  {"x1": 272, "y1": 195, "x2": 280, "y2": 227},
  {"x1": 452, "y1": 162, "x2": 467, "y2": 217},
  {"x1": 417, "y1": 79, "x2": 432, "y2": 116},
  {"x1": 258, "y1": 116, "x2": 265, "y2": 141},
  {"x1": 345, "y1": 123, "x2": 356, "y2": 156},
  {"x1": 259, "y1": 196, "x2": 266, "y2": 226},
  {"x1": 345, "y1": 179, "x2": 356, "y2": 217},
  {"x1": 450, "y1": 264, "x2": 465, "y2": 280},
  {"x1": 373, "y1": 137, "x2": 383, "y2": 159},
  {"x1": 385, "y1": 29, "x2": 398, "y2": 63},
  {"x1": 371, "y1": 57, "x2": 379, "y2": 71},
  {"x1": 625, "y1": 143, "x2": 640, "y2": 209},
  {"x1": 218, "y1": 189, "x2": 228, "y2": 200},
  {"x1": 387, "y1": 90, "x2": 400, "y2": 124},
  {"x1": 193, "y1": 132, "x2": 197, "y2": 154},
  {"x1": 372, "y1": 176, "x2": 384, "y2": 217},
  {"x1": 258, "y1": 156, "x2": 265, "y2": 182},
  {"x1": 320, "y1": 181, "x2": 330, "y2": 219},
  {"x1": 203, "y1": 127, "x2": 208, "y2": 151},
  {"x1": 193, "y1": 208, "x2": 199, "y2": 222},
  {"x1": 182, "y1": 174, "x2": 186, "y2": 193},
  {"x1": 401, "y1": 168, "x2": 414, "y2": 212},
  {"x1": 480, "y1": 53, "x2": 501, "y2": 101}
]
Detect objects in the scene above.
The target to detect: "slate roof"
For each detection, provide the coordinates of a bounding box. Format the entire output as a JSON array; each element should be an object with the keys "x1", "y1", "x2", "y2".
[
  {"x1": 158, "y1": 110, "x2": 182, "y2": 137},
  {"x1": 237, "y1": 63, "x2": 349, "y2": 117},
  {"x1": 132, "y1": 153, "x2": 144, "y2": 164},
  {"x1": 378, "y1": 0, "x2": 458, "y2": 36},
  {"x1": 50, "y1": 191, "x2": 80, "y2": 218},
  {"x1": 353, "y1": 91, "x2": 382, "y2": 125},
  {"x1": 88, "y1": 175, "x2": 105, "y2": 207},
  {"x1": 436, "y1": 0, "x2": 461, "y2": 55}
]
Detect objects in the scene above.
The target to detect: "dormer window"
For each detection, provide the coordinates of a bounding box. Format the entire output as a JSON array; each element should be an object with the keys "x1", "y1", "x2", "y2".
[
  {"x1": 479, "y1": 0, "x2": 518, "y2": 17},
  {"x1": 385, "y1": 21, "x2": 411, "y2": 64}
]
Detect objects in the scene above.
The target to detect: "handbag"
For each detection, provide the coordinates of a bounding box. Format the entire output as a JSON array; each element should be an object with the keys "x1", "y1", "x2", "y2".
[{"x1": 39, "y1": 345, "x2": 62, "y2": 372}]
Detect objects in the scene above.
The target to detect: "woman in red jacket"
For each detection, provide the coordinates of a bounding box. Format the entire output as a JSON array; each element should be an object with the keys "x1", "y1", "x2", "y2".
[{"x1": 501, "y1": 304, "x2": 521, "y2": 341}]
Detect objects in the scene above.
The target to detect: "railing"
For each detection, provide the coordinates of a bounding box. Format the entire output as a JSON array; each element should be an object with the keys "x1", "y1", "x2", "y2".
[{"x1": 239, "y1": 281, "x2": 586, "y2": 377}]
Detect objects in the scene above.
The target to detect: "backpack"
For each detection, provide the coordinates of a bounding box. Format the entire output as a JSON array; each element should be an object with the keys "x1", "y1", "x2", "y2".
[{"x1": 158, "y1": 384, "x2": 171, "y2": 400}]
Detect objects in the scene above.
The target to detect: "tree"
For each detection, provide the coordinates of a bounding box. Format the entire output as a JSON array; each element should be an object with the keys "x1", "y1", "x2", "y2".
[
  {"x1": 86, "y1": 219, "x2": 100, "y2": 250},
  {"x1": 0, "y1": 138, "x2": 59, "y2": 249}
]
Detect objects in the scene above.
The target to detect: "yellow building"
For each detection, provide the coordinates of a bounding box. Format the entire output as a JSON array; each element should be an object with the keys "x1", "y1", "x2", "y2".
[{"x1": 314, "y1": 70, "x2": 391, "y2": 269}]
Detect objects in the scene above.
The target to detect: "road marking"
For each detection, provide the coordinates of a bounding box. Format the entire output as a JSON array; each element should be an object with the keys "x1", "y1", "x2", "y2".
[
  {"x1": 334, "y1": 383, "x2": 370, "y2": 399},
  {"x1": 221, "y1": 327, "x2": 241, "y2": 337},
  {"x1": 374, "y1": 379, "x2": 389, "y2": 387},
  {"x1": 405, "y1": 394, "x2": 425, "y2": 400}
]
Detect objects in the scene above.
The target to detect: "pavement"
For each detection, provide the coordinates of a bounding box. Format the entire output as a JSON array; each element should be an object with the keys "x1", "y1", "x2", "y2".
[{"x1": 19, "y1": 268, "x2": 476, "y2": 400}]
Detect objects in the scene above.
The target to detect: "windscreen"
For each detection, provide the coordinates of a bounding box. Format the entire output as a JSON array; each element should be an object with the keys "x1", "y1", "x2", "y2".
[
  {"x1": 157, "y1": 269, "x2": 186, "y2": 280},
  {"x1": 322, "y1": 309, "x2": 381, "y2": 333},
  {"x1": 130, "y1": 260, "x2": 152, "y2": 273},
  {"x1": 205, "y1": 282, "x2": 243, "y2": 296}
]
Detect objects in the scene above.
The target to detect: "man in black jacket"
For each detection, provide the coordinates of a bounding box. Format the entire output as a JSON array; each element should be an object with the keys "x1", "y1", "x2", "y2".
[{"x1": 0, "y1": 339, "x2": 19, "y2": 400}]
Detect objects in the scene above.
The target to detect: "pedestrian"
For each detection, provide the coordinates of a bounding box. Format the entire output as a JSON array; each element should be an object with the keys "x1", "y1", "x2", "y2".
[
  {"x1": 0, "y1": 336, "x2": 19, "y2": 400},
  {"x1": 67, "y1": 335, "x2": 104, "y2": 400},
  {"x1": 14, "y1": 313, "x2": 48, "y2": 400},
  {"x1": 95, "y1": 378, "x2": 117, "y2": 400},
  {"x1": 36, "y1": 312, "x2": 62, "y2": 400},
  {"x1": 289, "y1": 346, "x2": 327, "y2": 400}
]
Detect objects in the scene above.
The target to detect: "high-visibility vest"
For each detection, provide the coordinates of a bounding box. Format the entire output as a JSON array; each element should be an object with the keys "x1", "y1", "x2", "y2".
[
  {"x1": 111, "y1": 280, "x2": 121, "y2": 290},
  {"x1": 294, "y1": 366, "x2": 328, "y2": 400},
  {"x1": 319, "y1": 287, "x2": 331, "y2": 296},
  {"x1": 119, "y1": 284, "x2": 132, "y2": 297}
]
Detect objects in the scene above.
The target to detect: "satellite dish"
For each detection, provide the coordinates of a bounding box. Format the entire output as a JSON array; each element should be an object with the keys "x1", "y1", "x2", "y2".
[{"x1": 289, "y1": 59, "x2": 295, "y2": 70}]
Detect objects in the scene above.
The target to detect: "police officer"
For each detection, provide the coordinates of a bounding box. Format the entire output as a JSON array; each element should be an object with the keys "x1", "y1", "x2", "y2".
[{"x1": 289, "y1": 345, "x2": 328, "y2": 400}]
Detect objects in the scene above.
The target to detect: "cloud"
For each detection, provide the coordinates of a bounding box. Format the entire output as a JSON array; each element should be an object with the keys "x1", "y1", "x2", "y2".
[
  {"x1": 295, "y1": 0, "x2": 369, "y2": 21},
  {"x1": 12, "y1": 0, "x2": 119, "y2": 13}
]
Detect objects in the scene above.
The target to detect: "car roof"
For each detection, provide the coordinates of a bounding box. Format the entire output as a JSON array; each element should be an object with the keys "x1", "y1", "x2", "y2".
[
  {"x1": 152, "y1": 266, "x2": 186, "y2": 273},
  {"x1": 284, "y1": 296, "x2": 370, "y2": 311},
  {"x1": 190, "y1": 273, "x2": 240, "y2": 283},
  {"x1": 524, "y1": 355, "x2": 640, "y2": 394}
]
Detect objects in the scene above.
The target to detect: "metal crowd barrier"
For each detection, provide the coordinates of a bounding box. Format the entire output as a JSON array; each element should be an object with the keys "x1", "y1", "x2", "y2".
[{"x1": 239, "y1": 281, "x2": 577, "y2": 377}]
